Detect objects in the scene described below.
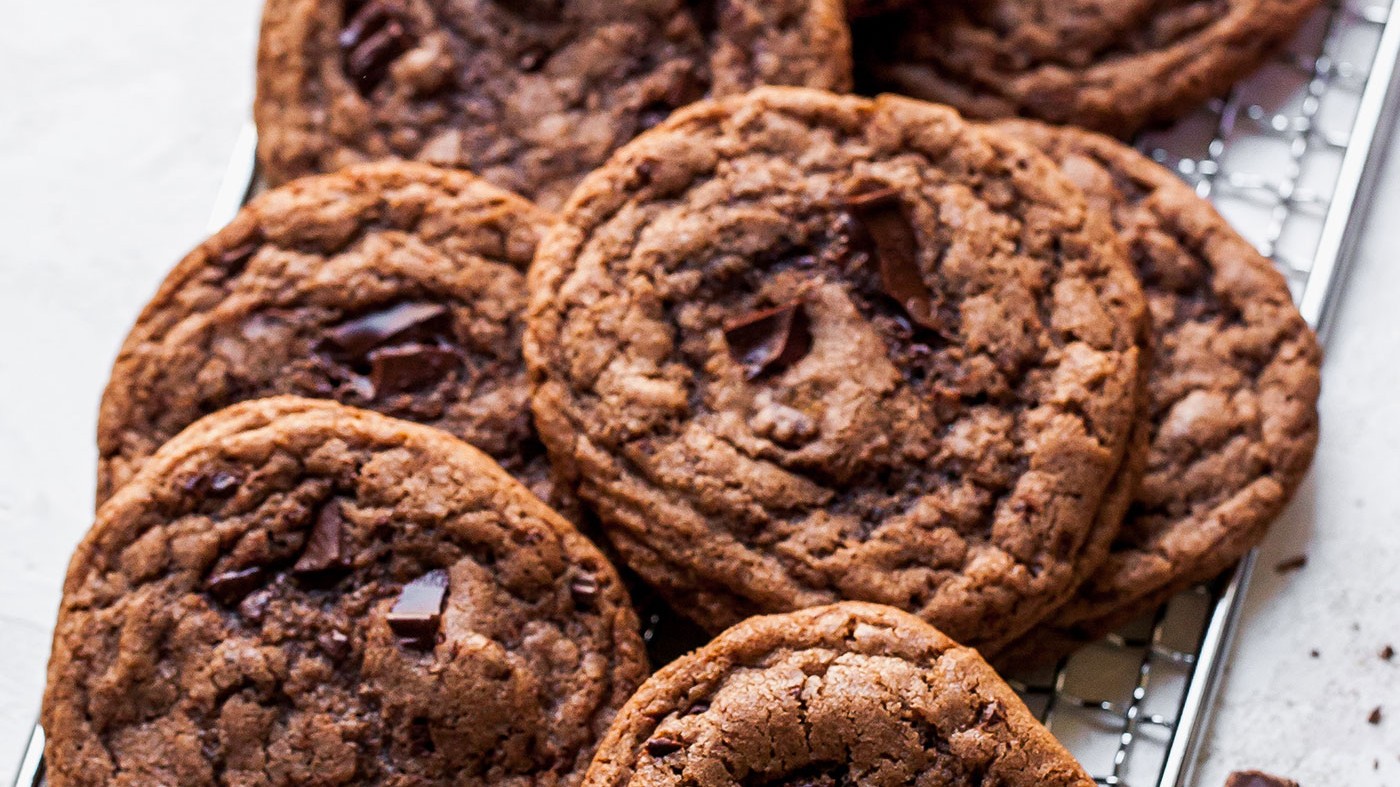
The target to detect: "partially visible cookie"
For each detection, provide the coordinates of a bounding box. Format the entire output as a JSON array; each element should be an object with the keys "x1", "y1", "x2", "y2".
[
  {"x1": 993, "y1": 120, "x2": 1321, "y2": 663},
  {"x1": 97, "y1": 162, "x2": 564, "y2": 512},
  {"x1": 853, "y1": 0, "x2": 1323, "y2": 137},
  {"x1": 255, "y1": 0, "x2": 852, "y2": 208},
  {"x1": 525, "y1": 87, "x2": 1147, "y2": 649},
  {"x1": 45, "y1": 397, "x2": 647, "y2": 786},
  {"x1": 582, "y1": 603, "x2": 1095, "y2": 787}
]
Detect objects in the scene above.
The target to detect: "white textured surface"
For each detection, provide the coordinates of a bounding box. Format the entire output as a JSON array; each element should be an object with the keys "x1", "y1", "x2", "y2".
[{"x1": 0, "y1": 3, "x2": 1397, "y2": 784}]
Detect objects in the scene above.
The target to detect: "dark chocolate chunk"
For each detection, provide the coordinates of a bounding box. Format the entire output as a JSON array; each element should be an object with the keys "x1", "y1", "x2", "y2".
[
  {"x1": 845, "y1": 186, "x2": 937, "y2": 330},
  {"x1": 206, "y1": 566, "x2": 268, "y2": 606},
  {"x1": 685, "y1": 701, "x2": 710, "y2": 716},
  {"x1": 570, "y1": 571, "x2": 600, "y2": 605},
  {"x1": 723, "y1": 300, "x2": 812, "y2": 380},
  {"x1": 215, "y1": 237, "x2": 261, "y2": 277},
  {"x1": 209, "y1": 471, "x2": 241, "y2": 495},
  {"x1": 294, "y1": 503, "x2": 349, "y2": 575},
  {"x1": 367, "y1": 343, "x2": 460, "y2": 397},
  {"x1": 387, "y1": 569, "x2": 450, "y2": 647},
  {"x1": 317, "y1": 629, "x2": 352, "y2": 660},
  {"x1": 340, "y1": 0, "x2": 412, "y2": 95},
  {"x1": 644, "y1": 736, "x2": 683, "y2": 757},
  {"x1": 1274, "y1": 554, "x2": 1307, "y2": 574},
  {"x1": 326, "y1": 302, "x2": 451, "y2": 359},
  {"x1": 1224, "y1": 771, "x2": 1300, "y2": 787}
]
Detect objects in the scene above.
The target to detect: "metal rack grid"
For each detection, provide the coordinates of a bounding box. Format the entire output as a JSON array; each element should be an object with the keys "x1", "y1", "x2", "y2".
[
  {"x1": 12, "y1": 2, "x2": 1400, "y2": 784},
  {"x1": 1011, "y1": 2, "x2": 1400, "y2": 785}
]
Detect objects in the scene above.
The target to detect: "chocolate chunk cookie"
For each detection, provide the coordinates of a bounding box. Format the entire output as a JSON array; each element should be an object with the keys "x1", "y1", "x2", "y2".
[
  {"x1": 853, "y1": 0, "x2": 1322, "y2": 137},
  {"x1": 525, "y1": 87, "x2": 1148, "y2": 648},
  {"x1": 45, "y1": 397, "x2": 647, "y2": 786},
  {"x1": 582, "y1": 603, "x2": 1095, "y2": 787},
  {"x1": 97, "y1": 162, "x2": 566, "y2": 513},
  {"x1": 992, "y1": 121, "x2": 1320, "y2": 664},
  {"x1": 255, "y1": 0, "x2": 852, "y2": 209}
]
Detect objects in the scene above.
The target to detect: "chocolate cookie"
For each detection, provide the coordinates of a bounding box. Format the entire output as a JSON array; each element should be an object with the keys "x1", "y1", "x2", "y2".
[
  {"x1": 582, "y1": 603, "x2": 1095, "y2": 786},
  {"x1": 992, "y1": 121, "x2": 1321, "y2": 663},
  {"x1": 255, "y1": 0, "x2": 852, "y2": 209},
  {"x1": 853, "y1": 0, "x2": 1322, "y2": 137},
  {"x1": 45, "y1": 397, "x2": 647, "y2": 786},
  {"x1": 525, "y1": 87, "x2": 1148, "y2": 649},
  {"x1": 97, "y1": 162, "x2": 565, "y2": 512}
]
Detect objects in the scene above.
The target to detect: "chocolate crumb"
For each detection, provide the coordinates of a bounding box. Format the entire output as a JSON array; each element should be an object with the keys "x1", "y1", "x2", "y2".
[
  {"x1": 1381, "y1": 645, "x2": 1394, "y2": 661},
  {"x1": 1369, "y1": 706, "x2": 1383, "y2": 725},
  {"x1": 644, "y1": 736, "x2": 683, "y2": 757},
  {"x1": 1273, "y1": 554, "x2": 1307, "y2": 574},
  {"x1": 1309, "y1": 649, "x2": 1319, "y2": 658}
]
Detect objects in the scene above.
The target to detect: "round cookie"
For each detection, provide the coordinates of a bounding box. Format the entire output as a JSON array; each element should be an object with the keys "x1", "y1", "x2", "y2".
[
  {"x1": 525, "y1": 87, "x2": 1148, "y2": 649},
  {"x1": 582, "y1": 603, "x2": 1095, "y2": 787},
  {"x1": 255, "y1": 0, "x2": 853, "y2": 209},
  {"x1": 97, "y1": 162, "x2": 564, "y2": 512},
  {"x1": 852, "y1": 0, "x2": 1322, "y2": 137},
  {"x1": 992, "y1": 120, "x2": 1321, "y2": 664},
  {"x1": 45, "y1": 397, "x2": 647, "y2": 786}
]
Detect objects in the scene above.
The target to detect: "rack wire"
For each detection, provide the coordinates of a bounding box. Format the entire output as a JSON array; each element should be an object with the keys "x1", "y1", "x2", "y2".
[{"x1": 12, "y1": 2, "x2": 1400, "y2": 784}]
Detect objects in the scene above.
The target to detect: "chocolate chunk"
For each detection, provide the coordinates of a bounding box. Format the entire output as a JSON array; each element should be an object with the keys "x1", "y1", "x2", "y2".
[
  {"x1": 206, "y1": 566, "x2": 268, "y2": 606},
  {"x1": 1224, "y1": 772, "x2": 1299, "y2": 787},
  {"x1": 723, "y1": 300, "x2": 813, "y2": 380},
  {"x1": 517, "y1": 43, "x2": 550, "y2": 72},
  {"x1": 326, "y1": 302, "x2": 452, "y2": 359},
  {"x1": 685, "y1": 701, "x2": 710, "y2": 716},
  {"x1": 215, "y1": 238, "x2": 260, "y2": 277},
  {"x1": 209, "y1": 471, "x2": 241, "y2": 495},
  {"x1": 294, "y1": 503, "x2": 349, "y2": 575},
  {"x1": 570, "y1": 571, "x2": 600, "y2": 605},
  {"x1": 644, "y1": 736, "x2": 683, "y2": 757},
  {"x1": 1368, "y1": 706, "x2": 1383, "y2": 725},
  {"x1": 340, "y1": 0, "x2": 412, "y2": 95},
  {"x1": 367, "y1": 343, "x2": 460, "y2": 397},
  {"x1": 845, "y1": 186, "x2": 937, "y2": 330},
  {"x1": 1274, "y1": 554, "x2": 1307, "y2": 574},
  {"x1": 387, "y1": 569, "x2": 450, "y2": 647},
  {"x1": 318, "y1": 629, "x2": 352, "y2": 660}
]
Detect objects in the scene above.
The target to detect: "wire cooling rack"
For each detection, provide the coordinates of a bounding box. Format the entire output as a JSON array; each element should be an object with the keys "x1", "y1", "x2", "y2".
[
  {"x1": 1010, "y1": 2, "x2": 1400, "y2": 785},
  {"x1": 12, "y1": 2, "x2": 1400, "y2": 784}
]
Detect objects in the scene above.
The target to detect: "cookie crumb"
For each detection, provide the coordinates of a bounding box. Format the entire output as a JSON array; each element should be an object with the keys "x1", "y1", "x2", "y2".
[
  {"x1": 1369, "y1": 706, "x2": 1383, "y2": 725},
  {"x1": 1225, "y1": 769, "x2": 1299, "y2": 787},
  {"x1": 1309, "y1": 648, "x2": 1319, "y2": 658},
  {"x1": 1273, "y1": 554, "x2": 1307, "y2": 574},
  {"x1": 1381, "y1": 644, "x2": 1394, "y2": 661}
]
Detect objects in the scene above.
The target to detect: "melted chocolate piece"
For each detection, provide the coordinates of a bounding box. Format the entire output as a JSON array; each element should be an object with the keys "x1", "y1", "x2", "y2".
[
  {"x1": 387, "y1": 569, "x2": 449, "y2": 648},
  {"x1": 326, "y1": 302, "x2": 451, "y2": 358},
  {"x1": 206, "y1": 566, "x2": 268, "y2": 606},
  {"x1": 569, "y1": 571, "x2": 600, "y2": 606},
  {"x1": 367, "y1": 343, "x2": 460, "y2": 397},
  {"x1": 294, "y1": 503, "x2": 349, "y2": 575},
  {"x1": 845, "y1": 186, "x2": 936, "y2": 330},
  {"x1": 644, "y1": 736, "x2": 683, "y2": 757},
  {"x1": 340, "y1": 0, "x2": 413, "y2": 96},
  {"x1": 723, "y1": 300, "x2": 812, "y2": 380}
]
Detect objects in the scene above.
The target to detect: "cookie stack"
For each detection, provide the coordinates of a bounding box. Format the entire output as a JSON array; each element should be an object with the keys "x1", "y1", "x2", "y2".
[{"x1": 42, "y1": 1, "x2": 1323, "y2": 784}]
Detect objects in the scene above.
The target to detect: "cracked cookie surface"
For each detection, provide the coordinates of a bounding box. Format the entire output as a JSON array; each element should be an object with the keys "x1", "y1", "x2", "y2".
[
  {"x1": 47, "y1": 397, "x2": 647, "y2": 786},
  {"x1": 97, "y1": 162, "x2": 567, "y2": 512},
  {"x1": 993, "y1": 121, "x2": 1321, "y2": 663},
  {"x1": 525, "y1": 87, "x2": 1147, "y2": 649},
  {"x1": 582, "y1": 603, "x2": 1094, "y2": 787},
  {"x1": 853, "y1": 0, "x2": 1322, "y2": 137},
  {"x1": 255, "y1": 0, "x2": 852, "y2": 209}
]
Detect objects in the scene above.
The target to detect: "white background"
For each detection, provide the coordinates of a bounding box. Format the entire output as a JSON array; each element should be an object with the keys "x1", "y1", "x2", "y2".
[{"x1": 1, "y1": 2, "x2": 1397, "y2": 783}]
